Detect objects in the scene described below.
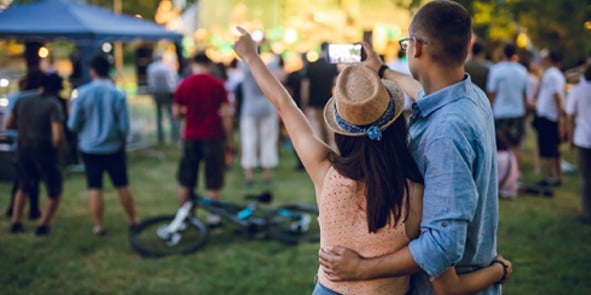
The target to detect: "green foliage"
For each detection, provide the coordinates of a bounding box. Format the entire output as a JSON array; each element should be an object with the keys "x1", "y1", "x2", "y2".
[{"x1": 469, "y1": 0, "x2": 591, "y2": 68}]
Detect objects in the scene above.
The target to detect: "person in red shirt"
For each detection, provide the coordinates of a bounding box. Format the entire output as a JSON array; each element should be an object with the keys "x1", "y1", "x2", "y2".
[{"x1": 173, "y1": 51, "x2": 233, "y2": 225}]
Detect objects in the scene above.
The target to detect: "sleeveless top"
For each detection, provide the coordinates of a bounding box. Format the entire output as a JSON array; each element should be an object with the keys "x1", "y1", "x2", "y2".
[{"x1": 317, "y1": 167, "x2": 410, "y2": 295}]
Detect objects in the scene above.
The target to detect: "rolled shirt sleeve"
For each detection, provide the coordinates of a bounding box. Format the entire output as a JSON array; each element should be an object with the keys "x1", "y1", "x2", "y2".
[{"x1": 408, "y1": 135, "x2": 478, "y2": 278}]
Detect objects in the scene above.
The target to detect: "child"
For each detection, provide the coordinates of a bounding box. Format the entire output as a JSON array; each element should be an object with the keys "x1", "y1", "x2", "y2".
[
  {"x1": 233, "y1": 27, "x2": 511, "y2": 295},
  {"x1": 497, "y1": 131, "x2": 520, "y2": 199}
]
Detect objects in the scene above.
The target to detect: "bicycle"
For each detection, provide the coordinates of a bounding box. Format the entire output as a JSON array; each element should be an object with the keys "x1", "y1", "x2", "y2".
[{"x1": 129, "y1": 191, "x2": 320, "y2": 257}]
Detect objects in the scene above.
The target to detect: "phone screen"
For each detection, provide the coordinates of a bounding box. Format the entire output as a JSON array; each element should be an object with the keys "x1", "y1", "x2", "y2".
[{"x1": 327, "y1": 44, "x2": 363, "y2": 64}]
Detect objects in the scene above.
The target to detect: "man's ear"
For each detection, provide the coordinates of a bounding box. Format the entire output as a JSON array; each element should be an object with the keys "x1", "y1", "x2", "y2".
[{"x1": 412, "y1": 41, "x2": 423, "y2": 59}]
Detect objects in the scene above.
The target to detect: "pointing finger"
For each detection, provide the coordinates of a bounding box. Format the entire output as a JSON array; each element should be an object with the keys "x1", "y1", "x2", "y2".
[{"x1": 236, "y1": 26, "x2": 249, "y2": 36}]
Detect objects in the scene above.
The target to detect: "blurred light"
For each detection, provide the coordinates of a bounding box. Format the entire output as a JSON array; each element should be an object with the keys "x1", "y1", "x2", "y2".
[
  {"x1": 71, "y1": 89, "x2": 79, "y2": 100},
  {"x1": 585, "y1": 21, "x2": 591, "y2": 30},
  {"x1": 306, "y1": 51, "x2": 319, "y2": 63},
  {"x1": 194, "y1": 28, "x2": 208, "y2": 41},
  {"x1": 314, "y1": 12, "x2": 325, "y2": 23},
  {"x1": 0, "y1": 97, "x2": 8, "y2": 108},
  {"x1": 251, "y1": 30, "x2": 264, "y2": 43},
  {"x1": 102, "y1": 42, "x2": 113, "y2": 53},
  {"x1": 516, "y1": 33, "x2": 528, "y2": 48},
  {"x1": 135, "y1": 14, "x2": 142, "y2": 19},
  {"x1": 38, "y1": 47, "x2": 49, "y2": 58},
  {"x1": 0, "y1": 78, "x2": 9, "y2": 88},
  {"x1": 284, "y1": 28, "x2": 297, "y2": 44},
  {"x1": 270, "y1": 42, "x2": 285, "y2": 55}
]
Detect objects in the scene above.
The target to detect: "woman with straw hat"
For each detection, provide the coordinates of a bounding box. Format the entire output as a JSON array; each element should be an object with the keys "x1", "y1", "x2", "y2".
[{"x1": 233, "y1": 27, "x2": 510, "y2": 295}]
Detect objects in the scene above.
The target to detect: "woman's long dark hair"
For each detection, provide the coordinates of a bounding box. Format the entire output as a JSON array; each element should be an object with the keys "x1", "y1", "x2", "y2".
[{"x1": 329, "y1": 116, "x2": 422, "y2": 233}]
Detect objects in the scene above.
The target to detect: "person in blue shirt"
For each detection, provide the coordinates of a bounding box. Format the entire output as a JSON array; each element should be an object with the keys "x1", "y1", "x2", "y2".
[
  {"x1": 319, "y1": 1, "x2": 503, "y2": 294},
  {"x1": 68, "y1": 55, "x2": 139, "y2": 235},
  {"x1": 487, "y1": 43, "x2": 528, "y2": 171}
]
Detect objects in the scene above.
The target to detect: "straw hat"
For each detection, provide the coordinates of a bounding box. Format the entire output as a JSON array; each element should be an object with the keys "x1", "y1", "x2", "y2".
[{"x1": 323, "y1": 64, "x2": 405, "y2": 140}]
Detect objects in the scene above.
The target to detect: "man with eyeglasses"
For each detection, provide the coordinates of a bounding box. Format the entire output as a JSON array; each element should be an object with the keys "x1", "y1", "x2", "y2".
[{"x1": 319, "y1": 1, "x2": 502, "y2": 294}]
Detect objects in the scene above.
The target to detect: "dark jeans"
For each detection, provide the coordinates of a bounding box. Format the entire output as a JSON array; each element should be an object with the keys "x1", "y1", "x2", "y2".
[
  {"x1": 579, "y1": 147, "x2": 591, "y2": 220},
  {"x1": 153, "y1": 93, "x2": 179, "y2": 144}
]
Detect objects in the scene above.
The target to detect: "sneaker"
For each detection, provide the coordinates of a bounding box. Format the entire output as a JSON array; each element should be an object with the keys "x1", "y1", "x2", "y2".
[
  {"x1": 537, "y1": 179, "x2": 562, "y2": 187},
  {"x1": 93, "y1": 225, "x2": 107, "y2": 236},
  {"x1": 10, "y1": 222, "x2": 24, "y2": 234},
  {"x1": 206, "y1": 214, "x2": 222, "y2": 228},
  {"x1": 35, "y1": 225, "x2": 50, "y2": 236}
]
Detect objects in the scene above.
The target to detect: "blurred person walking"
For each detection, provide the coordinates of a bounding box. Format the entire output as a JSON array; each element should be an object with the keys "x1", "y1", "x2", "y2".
[
  {"x1": 486, "y1": 44, "x2": 528, "y2": 171},
  {"x1": 173, "y1": 52, "x2": 233, "y2": 226},
  {"x1": 239, "y1": 53, "x2": 281, "y2": 184},
  {"x1": 566, "y1": 65, "x2": 591, "y2": 224},
  {"x1": 68, "y1": 55, "x2": 140, "y2": 235},
  {"x1": 522, "y1": 59, "x2": 542, "y2": 174},
  {"x1": 533, "y1": 49, "x2": 566, "y2": 187},
  {"x1": 465, "y1": 40, "x2": 490, "y2": 93},
  {"x1": 146, "y1": 51, "x2": 180, "y2": 145},
  {"x1": 5, "y1": 73, "x2": 65, "y2": 235},
  {"x1": 3, "y1": 71, "x2": 45, "y2": 220},
  {"x1": 301, "y1": 42, "x2": 339, "y2": 148}
]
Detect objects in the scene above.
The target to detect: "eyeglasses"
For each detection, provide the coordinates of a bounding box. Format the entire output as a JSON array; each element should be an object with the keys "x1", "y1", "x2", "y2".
[{"x1": 399, "y1": 37, "x2": 428, "y2": 51}]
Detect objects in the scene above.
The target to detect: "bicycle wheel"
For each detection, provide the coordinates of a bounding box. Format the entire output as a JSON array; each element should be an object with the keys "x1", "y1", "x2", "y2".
[
  {"x1": 265, "y1": 204, "x2": 320, "y2": 244},
  {"x1": 129, "y1": 215, "x2": 208, "y2": 257}
]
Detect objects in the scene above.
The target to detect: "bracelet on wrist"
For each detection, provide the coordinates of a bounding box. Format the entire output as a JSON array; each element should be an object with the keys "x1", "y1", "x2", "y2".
[
  {"x1": 490, "y1": 259, "x2": 508, "y2": 284},
  {"x1": 378, "y1": 64, "x2": 389, "y2": 79}
]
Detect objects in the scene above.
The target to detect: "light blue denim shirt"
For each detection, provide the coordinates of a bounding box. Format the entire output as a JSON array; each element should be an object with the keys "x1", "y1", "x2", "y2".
[
  {"x1": 408, "y1": 75, "x2": 500, "y2": 295},
  {"x1": 67, "y1": 79, "x2": 129, "y2": 154}
]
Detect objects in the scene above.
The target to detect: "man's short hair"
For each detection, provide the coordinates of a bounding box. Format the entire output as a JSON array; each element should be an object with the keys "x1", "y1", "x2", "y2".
[
  {"x1": 503, "y1": 44, "x2": 517, "y2": 59},
  {"x1": 471, "y1": 41, "x2": 484, "y2": 56},
  {"x1": 90, "y1": 55, "x2": 111, "y2": 77},
  {"x1": 192, "y1": 51, "x2": 212, "y2": 65},
  {"x1": 410, "y1": 0, "x2": 472, "y2": 66},
  {"x1": 42, "y1": 73, "x2": 64, "y2": 93},
  {"x1": 548, "y1": 50, "x2": 562, "y2": 64},
  {"x1": 24, "y1": 70, "x2": 46, "y2": 90}
]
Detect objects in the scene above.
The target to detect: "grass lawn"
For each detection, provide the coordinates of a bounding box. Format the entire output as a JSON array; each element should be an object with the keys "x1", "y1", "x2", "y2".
[{"x1": 1, "y1": 119, "x2": 590, "y2": 294}]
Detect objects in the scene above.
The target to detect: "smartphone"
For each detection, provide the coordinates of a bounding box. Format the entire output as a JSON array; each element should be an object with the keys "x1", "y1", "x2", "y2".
[{"x1": 327, "y1": 44, "x2": 364, "y2": 64}]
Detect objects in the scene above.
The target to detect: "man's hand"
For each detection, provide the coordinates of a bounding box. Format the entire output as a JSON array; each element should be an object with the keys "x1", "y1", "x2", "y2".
[
  {"x1": 233, "y1": 27, "x2": 258, "y2": 63},
  {"x1": 359, "y1": 41, "x2": 384, "y2": 74},
  {"x1": 319, "y1": 246, "x2": 366, "y2": 281}
]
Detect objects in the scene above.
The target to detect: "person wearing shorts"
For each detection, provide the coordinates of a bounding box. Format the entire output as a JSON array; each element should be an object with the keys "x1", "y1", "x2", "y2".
[
  {"x1": 487, "y1": 44, "x2": 528, "y2": 167},
  {"x1": 534, "y1": 49, "x2": 566, "y2": 186},
  {"x1": 173, "y1": 51, "x2": 233, "y2": 225},
  {"x1": 68, "y1": 55, "x2": 139, "y2": 235}
]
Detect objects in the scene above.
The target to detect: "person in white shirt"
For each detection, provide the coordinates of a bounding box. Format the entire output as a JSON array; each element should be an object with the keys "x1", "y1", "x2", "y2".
[
  {"x1": 487, "y1": 43, "x2": 528, "y2": 167},
  {"x1": 566, "y1": 65, "x2": 591, "y2": 224},
  {"x1": 534, "y1": 49, "x2": 566, "y2": 187},
  {"x1": 147, "y1": 51, "x2": 180, "y2": 145}
]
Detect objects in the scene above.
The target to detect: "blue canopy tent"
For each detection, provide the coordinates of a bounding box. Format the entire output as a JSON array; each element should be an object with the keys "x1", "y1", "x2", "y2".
[{"x1": 0, "y1": 0, "x2": 184, "y2": 84}]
